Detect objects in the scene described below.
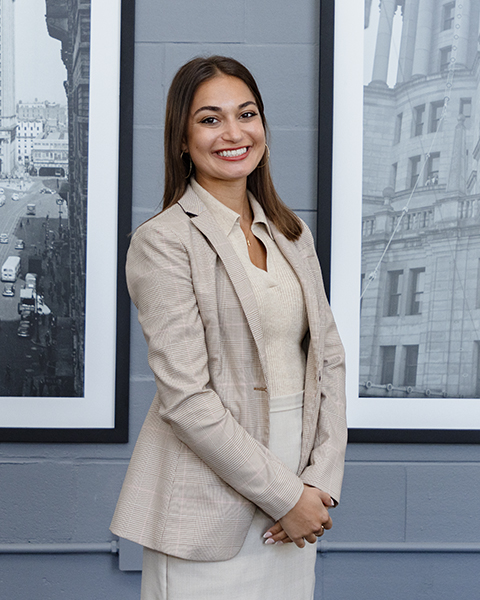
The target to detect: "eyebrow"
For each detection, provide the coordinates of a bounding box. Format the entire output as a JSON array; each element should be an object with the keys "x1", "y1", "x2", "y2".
[{"x1": 193, "y1": 101, "x2": 257, "y2": 117}]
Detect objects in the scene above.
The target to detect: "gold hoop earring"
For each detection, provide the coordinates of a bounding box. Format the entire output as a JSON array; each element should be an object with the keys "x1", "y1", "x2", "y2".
[
  {"x1": 180, "y1": 151, "x2": 193, "y2": 179},
  {"x1": 256, "y1": 144, "x2": 270, "y2": 169}
]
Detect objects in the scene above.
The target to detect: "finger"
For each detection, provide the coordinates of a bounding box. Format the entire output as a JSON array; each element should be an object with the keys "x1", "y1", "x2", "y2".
[
  {"x1": 314, "y1": 525, "x2": 325, "y2": 537},
  {"x1": 304, "y1": 533, "x2": 318, "y2": 544},
  {"x1": 263, "y1": 522, "x2": 283, "y2": 543},
  {"x1": 323, "y1": 515, "x2": 333, "y2": 530},
  {"x1": 264, "y1": 529, "x2": 290, "y2": 544},
  {"x1": 269, "y1": 535, "x2": 294, "y2": 546},
  {"x1": 264, "y1": 523, "x2": 290, "y2": 544},
  {"x1": 292, "y1": 537, "x2": 306, "y2": 549},
  {"x1": 263, "y1": 521, "x2": 283, "y2": 539},
  {"x1": 320, "y1": 491, "x2": 335, "y2": 508},
  {"x1": 273, "y1": 530, "x2": 289, "y2": 542}
]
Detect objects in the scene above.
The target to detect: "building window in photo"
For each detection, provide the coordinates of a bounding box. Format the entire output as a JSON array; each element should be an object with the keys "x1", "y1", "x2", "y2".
[
  {"x1": 440, "y1": 46, "x2": 452, "y2": 72},
  {"x1": 403, "y1": 345, "x2": 419, "y2": 387},
  {"x1": 362, "y1": 218, "x2": 375, "y2": 236},
  {"x1": 409, "y1": 155, "x2": 422, "y2": 188},
  {"x1": 391, "y1": 162, "x2": 397, "y2": 191},
  {"x1": 408, "y1": 268, "x2": 425, "y2": 315},
  {"x1": 459, "y1": 199, "x2": 474, "y2": 219},
  {"x1": 394, "y1": 112, "x2": 403, "y2": 144},
  {"x1": 386, "y1": 270, "x2": 403, "y2": 316},
  {"x1": 426, "y1": 152, "x2": 440, "y2": 185},
  {"x1": 460, "y1": 97, "x2": 472, "y2": 120},
  {"x1": 443, "y1": 2, "x2": 455, "y2": 30},
  {"x1": 413, "y1": 104, "x2": 425, "y2": 136},
  {"x1": 381, "y1": 346, "x2": 396, "y2": 385},
  {"x1": 430, "y1": 101, "x2": 444, "y2": 133}
]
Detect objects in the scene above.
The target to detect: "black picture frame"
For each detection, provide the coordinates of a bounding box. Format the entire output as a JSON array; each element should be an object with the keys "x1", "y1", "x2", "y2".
[
  {"x1": 318, "y1": 0, "x2": 480, "y2": 443},
  {"x1": 0, "y1": 0, "x2": 134, "y2": 443}
]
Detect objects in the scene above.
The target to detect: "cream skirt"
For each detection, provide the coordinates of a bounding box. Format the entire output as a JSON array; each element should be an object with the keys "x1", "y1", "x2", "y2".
[{"x1": 141, "y1": 391, "x2": 317, "y2": 600}]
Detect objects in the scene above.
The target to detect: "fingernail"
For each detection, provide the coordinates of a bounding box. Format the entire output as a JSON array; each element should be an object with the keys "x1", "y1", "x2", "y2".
[
  {"x1": 275, "y1": 541, "x2": 283, "y2": 545},
  {"x1": 264, "y1": 538, "x2": 275, "y2": 545},
  {"x1": 330, "y1": 499, "x2": 335, "y2": 506},
  {"x1": 263, "y1": 531, "x2": 273, "y2": 539}
]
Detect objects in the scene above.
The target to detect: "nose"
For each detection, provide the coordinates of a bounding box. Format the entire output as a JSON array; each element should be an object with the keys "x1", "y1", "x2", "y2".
[{"x1": 222, "y1": 117, "x2": 243, "y2": 142}]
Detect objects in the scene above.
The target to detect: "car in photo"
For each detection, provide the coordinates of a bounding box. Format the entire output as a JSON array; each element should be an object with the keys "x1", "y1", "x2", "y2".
[
  {"x1": 25, "y1": 273, "x2": 37, "y2": 289},
  {"x1": 2, "y1": 283, "x2": 15, "y2": 297},
  {"x1": 11, "y1": 193, "x2": 19, "y2": 201},
  {"x1": 0, "y1": 188, "x2": 5, "y2": 194},
  {"x1": 0, "y1": 197, "x2": 4, "y2": 207},
  {"x1": 0, "y1": 233, "x2": 8, "y2": 244},
  {"x1": 14, "y1": 240, "x2": 25, "y2": 250},
  {"x1": 17, "y1": 319, "x2": 32, "y2": 338}
]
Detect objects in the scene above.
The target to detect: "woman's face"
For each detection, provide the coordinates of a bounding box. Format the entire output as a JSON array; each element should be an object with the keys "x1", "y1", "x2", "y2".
[{"x1": 185, "y1": 75, "x2": 266, "y2": 191}]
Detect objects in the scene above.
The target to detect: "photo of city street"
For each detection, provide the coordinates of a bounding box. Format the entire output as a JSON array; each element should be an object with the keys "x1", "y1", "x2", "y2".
[
  {"x1": 0, "y1": 179, "x2": 73, "y2": 396},
  {"x1": 0, "y1": 0, "x2": 91, "y2": 398}
]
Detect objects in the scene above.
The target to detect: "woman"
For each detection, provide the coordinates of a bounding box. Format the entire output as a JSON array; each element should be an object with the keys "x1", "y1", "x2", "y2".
[{"x1": 111, "y1": 56, "x2": 347, "y2": 599}]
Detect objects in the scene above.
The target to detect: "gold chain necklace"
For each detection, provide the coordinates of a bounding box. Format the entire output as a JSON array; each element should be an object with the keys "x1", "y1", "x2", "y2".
[{"x1": 243, "y1": 204, "x2": 254, "y2": 247}]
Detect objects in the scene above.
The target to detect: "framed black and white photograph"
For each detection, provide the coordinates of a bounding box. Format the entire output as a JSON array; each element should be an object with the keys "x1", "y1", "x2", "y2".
[
  {"x1": 0, "y1": 0, "x2": 133, "y2": 442},
  {"x1": 321, "y1": 0, "x2": 480, "y2": 442}
]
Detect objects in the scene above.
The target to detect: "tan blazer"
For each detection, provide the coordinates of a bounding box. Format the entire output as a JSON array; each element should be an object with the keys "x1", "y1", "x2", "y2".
[{"x1": 110, "y1": 185, "x2": 347, "y2": 562}]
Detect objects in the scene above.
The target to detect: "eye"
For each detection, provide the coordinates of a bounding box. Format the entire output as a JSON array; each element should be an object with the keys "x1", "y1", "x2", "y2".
[
  {"x1": 200, "y1": 116, "x2": 219, "y2": 125},
  {"x1": 240, "y1": 111, "x2": 257, "y2": 119}
]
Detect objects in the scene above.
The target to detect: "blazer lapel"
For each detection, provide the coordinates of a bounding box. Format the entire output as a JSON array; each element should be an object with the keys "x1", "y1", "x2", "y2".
[{"x1": 178, "y1": 190, "x2": 270, "y2": 389}]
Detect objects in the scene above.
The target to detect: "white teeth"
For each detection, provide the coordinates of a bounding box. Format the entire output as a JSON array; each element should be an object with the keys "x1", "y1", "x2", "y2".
[{"x1": 218, "y1": 147, "x2": 247, "y2": 158}]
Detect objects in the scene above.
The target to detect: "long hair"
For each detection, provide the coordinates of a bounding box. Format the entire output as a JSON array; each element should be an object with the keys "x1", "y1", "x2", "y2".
[{"x1": 163, "y1": 56, "x2": 302, "y2": 241}]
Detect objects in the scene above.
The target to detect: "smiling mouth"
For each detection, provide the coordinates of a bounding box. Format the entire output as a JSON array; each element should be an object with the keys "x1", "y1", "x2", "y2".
[{"x1": 217, "y1": 147, "x2": 248, "y2": 158}]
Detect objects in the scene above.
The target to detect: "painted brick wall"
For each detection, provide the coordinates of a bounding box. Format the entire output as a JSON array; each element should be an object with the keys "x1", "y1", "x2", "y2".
[
  {"x1": 2, "y1": 1, "x2": 480, "y2": 599},
  {"x1": 132, "y1": 0, "x2": 320, "y2": 232}
]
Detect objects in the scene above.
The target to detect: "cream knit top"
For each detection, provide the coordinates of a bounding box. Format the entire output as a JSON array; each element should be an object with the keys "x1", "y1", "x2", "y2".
[{"x1": 191, "y1": 179, "x2": 308, "y2": 399}]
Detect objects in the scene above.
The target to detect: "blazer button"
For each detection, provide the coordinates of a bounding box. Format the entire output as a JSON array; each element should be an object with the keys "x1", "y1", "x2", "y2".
[{"x1": 318, "y1": 374, "x2": 322, "y2": 382}]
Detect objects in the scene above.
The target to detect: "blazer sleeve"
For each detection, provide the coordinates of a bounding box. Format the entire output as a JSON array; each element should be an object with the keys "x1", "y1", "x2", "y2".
[
  {"x1": 297, "y1": 227, "x2": 347, "y2": 503},
  {"x1": 126, "y1": 222, "x2": 304, "y2": 522}
]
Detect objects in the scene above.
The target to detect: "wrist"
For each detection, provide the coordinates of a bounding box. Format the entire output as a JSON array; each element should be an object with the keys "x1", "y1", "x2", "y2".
[{"x1": 304, "y1": 484, "x2": 336, "y2": 507}]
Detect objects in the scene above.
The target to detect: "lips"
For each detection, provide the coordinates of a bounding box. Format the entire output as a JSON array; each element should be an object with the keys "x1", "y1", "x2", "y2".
[{"x1": 216, "y1": 147, "x2": 248, "y2": 158}]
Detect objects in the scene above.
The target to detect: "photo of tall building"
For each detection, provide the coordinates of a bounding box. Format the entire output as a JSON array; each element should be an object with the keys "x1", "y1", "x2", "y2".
[
  {"x1": 360, "y1": 0, "x2": 480, "y2": 398},
  {"x1": 0, "y1": 0, "x2": 17, "y2": 174},
  {"x1": 46, "y1": 0, "x2": 91, "y2": 396}
]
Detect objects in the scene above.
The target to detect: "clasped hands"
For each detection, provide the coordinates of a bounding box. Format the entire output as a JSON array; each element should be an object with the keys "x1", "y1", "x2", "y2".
[{"x1": 263, "y1": 484, "x2": 334, "y2": 548}]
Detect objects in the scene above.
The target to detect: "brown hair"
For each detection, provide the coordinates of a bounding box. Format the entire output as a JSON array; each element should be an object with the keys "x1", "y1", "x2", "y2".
[{"x1": 163, "y1": 55, "x2": 303, "y2": 241}]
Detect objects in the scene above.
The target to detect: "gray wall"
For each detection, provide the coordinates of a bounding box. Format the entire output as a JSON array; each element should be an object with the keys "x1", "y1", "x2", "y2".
[{"x1": 2, "y1": 0, "x2": 480, "y2": 598}]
